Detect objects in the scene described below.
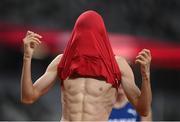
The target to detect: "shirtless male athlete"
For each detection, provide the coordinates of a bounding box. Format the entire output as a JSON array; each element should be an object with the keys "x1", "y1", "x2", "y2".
[{"x1": 21, "y1": 10, "x2": 152, "y2": 121}]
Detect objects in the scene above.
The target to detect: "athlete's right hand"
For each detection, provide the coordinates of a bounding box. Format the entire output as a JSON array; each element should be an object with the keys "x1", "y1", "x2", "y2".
[{"x1": 23, "y1": 31, "x2": 42, "y2": 58}]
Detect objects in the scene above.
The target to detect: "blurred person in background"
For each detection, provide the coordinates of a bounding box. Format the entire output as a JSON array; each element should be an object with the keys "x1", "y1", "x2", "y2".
[
  {"x1": 109, "y1": 84, "x2": 152, "y2": 122},
  {"x1": 20, "y1": 10, "x2": 152, "y2": 121}
]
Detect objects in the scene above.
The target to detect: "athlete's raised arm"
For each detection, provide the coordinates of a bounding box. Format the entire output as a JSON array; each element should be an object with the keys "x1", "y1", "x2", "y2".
[
  {"x1": 116, "y1": 49, "x2": 152, "y2": 116},
  {"x1": 20, "y1": 31, "x2": 62, "y2": 104}
]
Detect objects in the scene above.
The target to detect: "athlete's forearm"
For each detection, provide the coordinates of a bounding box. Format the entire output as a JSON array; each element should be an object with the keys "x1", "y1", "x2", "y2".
[
  {"x1": 141, "y1": 107, "x2": 152, "y2": 121},
  {"x1": 137, "y1": 72, "x2": 152, "y2": 116},
  {"x1": 20, "y1": 55, "x2": 36, "y2": 104}
]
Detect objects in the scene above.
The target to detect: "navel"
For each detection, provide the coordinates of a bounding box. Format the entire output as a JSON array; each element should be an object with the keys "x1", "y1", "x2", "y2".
[
  {"x1": 99, "y1": 87, "x2": 103, "y2": 91},
  {"x1": 67, "y1": 85, "x2": 71, "y2": 90}
]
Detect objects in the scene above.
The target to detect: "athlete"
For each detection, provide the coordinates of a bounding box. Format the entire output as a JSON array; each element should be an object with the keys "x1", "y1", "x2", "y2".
[{"x1": 20, "y1": 10, "x2": 152, "y2": 121}]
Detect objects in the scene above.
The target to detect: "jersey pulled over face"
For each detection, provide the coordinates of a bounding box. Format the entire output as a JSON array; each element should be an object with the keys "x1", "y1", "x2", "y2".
[{"x1": 58, "y1": 10, "x2": 121, "y2": 89}]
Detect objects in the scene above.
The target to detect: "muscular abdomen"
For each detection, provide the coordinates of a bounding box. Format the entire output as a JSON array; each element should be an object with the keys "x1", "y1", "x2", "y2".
[{"x1": 61, "y1": 78, "x2": 117, "y2": 121}]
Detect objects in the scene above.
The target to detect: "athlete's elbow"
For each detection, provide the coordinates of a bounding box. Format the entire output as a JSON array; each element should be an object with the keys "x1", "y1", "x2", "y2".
[
  {"x1": 20, "y1": 89, "x2": 40, "y2": 104},
  {"x1": 137, "y1": 107, "x2": 150, "y2": 116},
  {"x1": 20, "y1": 94, "x2": 38, "y2": 104},
  {"x1": 21, "y1": 97, "x2": 35, "y2": 104},
  {"x1": 139, "y1": 110, "x2": 149, "y2": 116}
]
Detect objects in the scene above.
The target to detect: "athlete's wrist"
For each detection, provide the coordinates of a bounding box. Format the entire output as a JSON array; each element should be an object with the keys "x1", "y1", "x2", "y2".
[
  {"x1": 23, "y1": 53, "x2": 32, "y2": 60},
  {"x1": 142, "y1": 72, "x2": 150, "y2": 81}
]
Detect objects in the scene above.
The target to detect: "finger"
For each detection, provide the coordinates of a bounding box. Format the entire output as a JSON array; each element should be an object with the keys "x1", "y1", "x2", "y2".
[
  {"x1": 30, "y1": 37, "x2": 41, "y2": 44},
  {"x1": 24, "y1": 40, "x2": 39, "y2": 48},
  {"x1": 26, "y1": 30, "x2": 34, "y2": 36},
  {"x1": 30, "y1": 43, "x2": 38, "y2": 49},
  {"x1": 32, "y1": 33, "x2": 42, "y2": 38},
  {"x1": 142, "y1": 49, "x2": 151, "y2": 57},
  {"x1": 31, "y1": 40, "x2": 39, "y2": 45},
  {"x1": 136, "y1": 55, "x2": 146, "y2": 62},
  {"x1": 138, "y1": 51, "x2": 148, "y2": 59},
  {"x1": 27, "y1": 33, "x2": 42, "y2": 39},
  {"x1": 26, "y1": 36, "x2": 41, "y2": 44},
  {"x1": 26, "y1": 34, "x2": 35, "y2": 39},
  {"x1": 143, "y1": 49, "x2": 152, "y2": 61},
  {"x1": 27, "y1": 30, "x2": 34, "y2": 33},
  {"x1": 30, "y1": 40, "x2": 40, "y2": 47},
  {"x1": 26, "y1": 31, "x2": 42, "y2": 38},
  {"x1": 135, "y1": 59, "x2": 145, "y2": 65}
]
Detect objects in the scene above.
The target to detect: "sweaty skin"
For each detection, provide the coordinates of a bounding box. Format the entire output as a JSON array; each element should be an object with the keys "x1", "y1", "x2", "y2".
[{"x1": 21, "y1": 31, "x2": 152, "y2": 121}]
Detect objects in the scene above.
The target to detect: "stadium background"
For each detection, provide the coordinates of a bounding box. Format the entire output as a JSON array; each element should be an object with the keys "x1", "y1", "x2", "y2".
[{"x1": 0, "y1": 0, "x2": 180, "y2": 120}]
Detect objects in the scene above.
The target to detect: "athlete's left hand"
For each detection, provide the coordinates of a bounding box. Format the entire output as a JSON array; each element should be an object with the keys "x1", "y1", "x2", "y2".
[{"x1": 135, "y1": 49, "x2": 152, "y2": 76}]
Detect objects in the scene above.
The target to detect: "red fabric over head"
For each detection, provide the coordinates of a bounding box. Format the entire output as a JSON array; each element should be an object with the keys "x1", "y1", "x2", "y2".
[{"x1": 58, "y1": 10, "x2": 121, "y2": 89}]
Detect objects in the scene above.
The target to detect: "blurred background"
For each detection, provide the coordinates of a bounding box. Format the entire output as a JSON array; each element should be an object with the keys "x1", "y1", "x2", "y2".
[{"x1": 0, "y1": 0, "x2": 180, "y2": 121}]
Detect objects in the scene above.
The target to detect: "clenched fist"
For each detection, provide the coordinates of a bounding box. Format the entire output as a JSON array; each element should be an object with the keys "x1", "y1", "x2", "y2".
[
  {"x1": 135, "y1": 49, "x2": 152, "y2": 76},
  {"x1": 23, "y1": 31, "x2": 42, "y2": 59}
]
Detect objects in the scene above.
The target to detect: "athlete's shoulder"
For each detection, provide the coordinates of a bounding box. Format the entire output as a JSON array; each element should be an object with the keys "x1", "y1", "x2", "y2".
[
  {"x1": 48, "y1": 54, "x2": 63, "y2": 67},
  {"x1": 56, "y1": 54, "x2": 63, "y2": 59},
  {"x1": 53, "y1": 54, "x2": 63, "y2": 62},
  {"x1": 115, "y1": 55, "x2": 128, "y2": 65}
]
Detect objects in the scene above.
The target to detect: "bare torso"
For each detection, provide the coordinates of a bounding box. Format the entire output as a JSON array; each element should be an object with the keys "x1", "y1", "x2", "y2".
[{"x1": 61, "y1": 77, "x2": 117, "y2": 121}]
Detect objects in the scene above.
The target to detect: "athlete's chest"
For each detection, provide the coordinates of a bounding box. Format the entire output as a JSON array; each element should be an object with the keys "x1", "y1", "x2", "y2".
[{"x1": 63, "y1": 77, "x2": 116, "y2": 97}]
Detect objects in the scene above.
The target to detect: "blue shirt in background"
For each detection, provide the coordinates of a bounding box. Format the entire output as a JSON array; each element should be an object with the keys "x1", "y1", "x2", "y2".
[{"x1": 109, "y1": 102, "x2": 141, "y2": 122}]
